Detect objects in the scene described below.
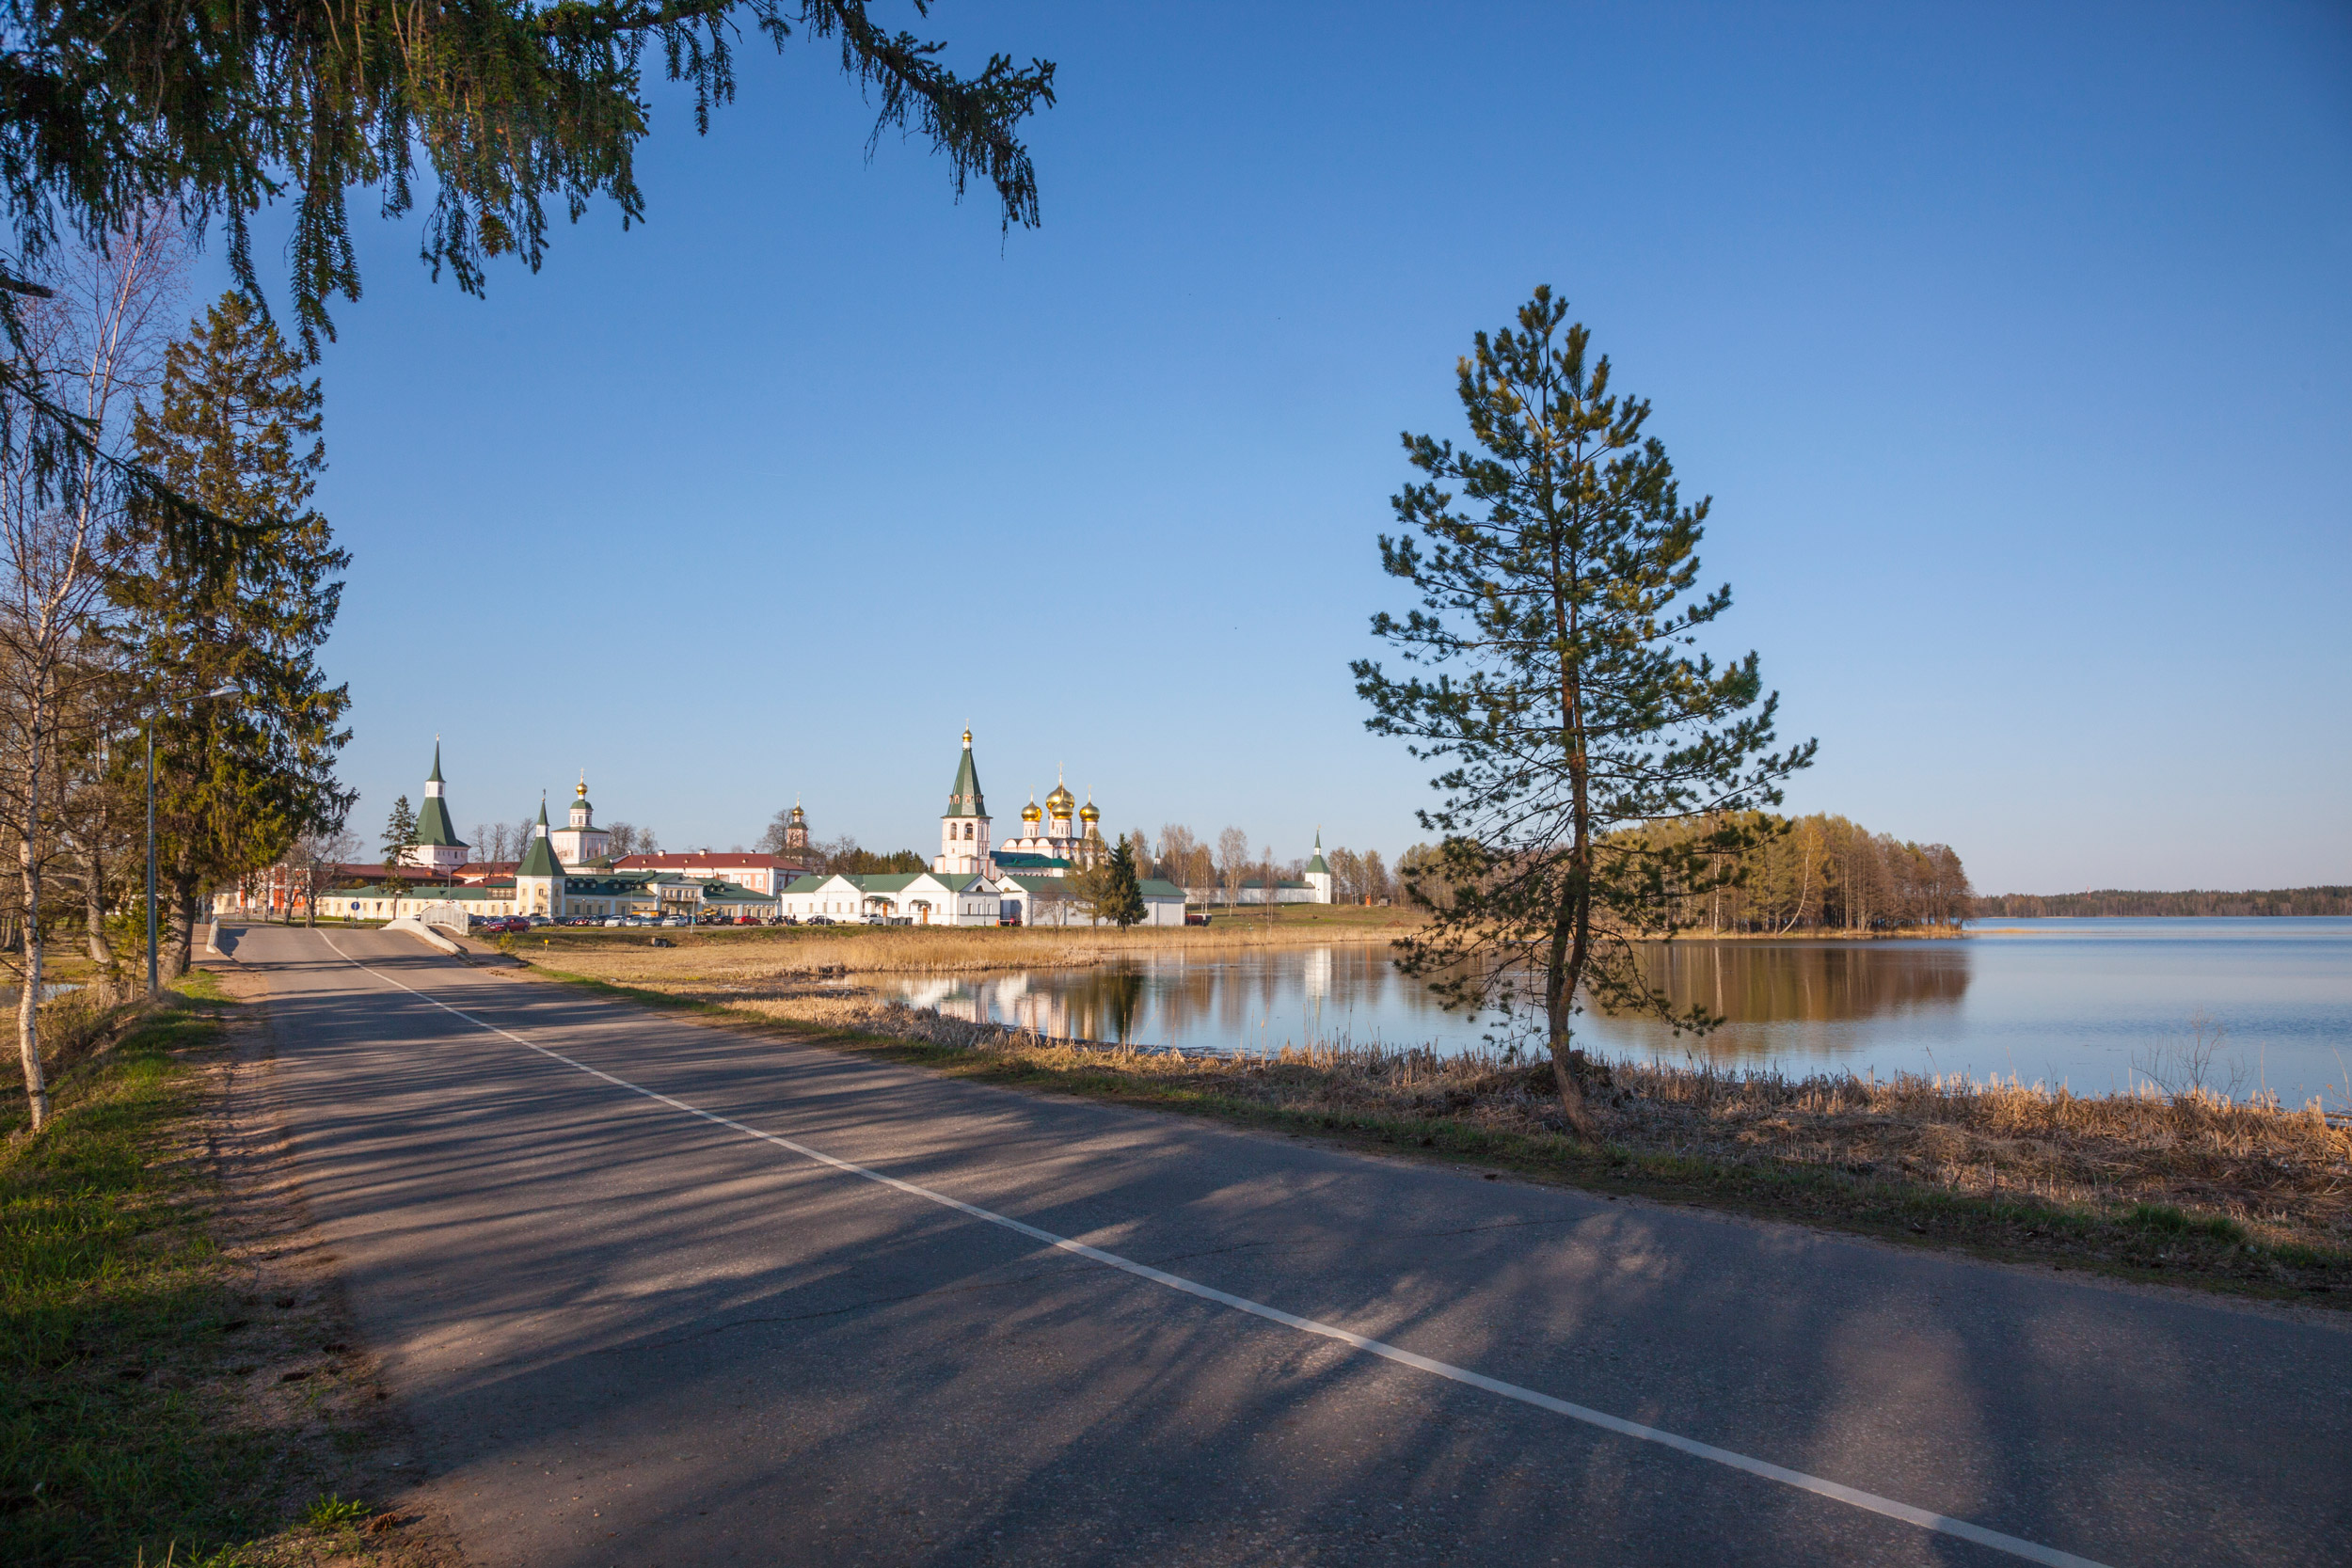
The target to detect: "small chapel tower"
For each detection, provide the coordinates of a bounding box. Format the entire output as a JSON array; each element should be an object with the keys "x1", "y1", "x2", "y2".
[
  {"x1": 549, "y1": 771, "x2": 612, "y2": 866},
  {"x1": 405, "y1": 742, "x2": 469, "y2": 873},
  {"x1": 934, "y1": 730, "x2": 993, "y2": 879},
  {"x1": 1303, "y1": 829, "x2": 1334, "y2": 905},
  {"x1": 515, "y1": 798, "x2": 565, "y2": 917}
]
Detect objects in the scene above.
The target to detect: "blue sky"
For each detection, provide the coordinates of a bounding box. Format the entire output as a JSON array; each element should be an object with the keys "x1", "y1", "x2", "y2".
[{"x1": 204, "y1": 1, "x2": 2349, "y2": 894}]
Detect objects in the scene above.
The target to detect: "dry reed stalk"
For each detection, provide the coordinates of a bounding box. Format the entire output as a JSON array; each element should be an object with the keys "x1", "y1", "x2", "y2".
[
  {"x1": 573, "y1": 973, "x2": 2350, "y2": 1257},
  {"x1": 531, "y1": 918, "x2": 1415, "y2": 984}
]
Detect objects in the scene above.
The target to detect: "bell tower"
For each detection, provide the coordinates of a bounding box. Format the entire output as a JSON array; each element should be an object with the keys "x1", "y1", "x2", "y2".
[{"x1": 933, "y1": 729, "x2": 993, "y2": 878}]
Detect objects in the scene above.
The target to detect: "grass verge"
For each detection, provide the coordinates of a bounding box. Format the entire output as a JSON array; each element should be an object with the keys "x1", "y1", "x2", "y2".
[
  {"x1": 0, "y1": 976, "x2": 438, "y2": 1567},
  {"x1": 519, "y1": 961, "x2": 2352, "y2": 1308}
]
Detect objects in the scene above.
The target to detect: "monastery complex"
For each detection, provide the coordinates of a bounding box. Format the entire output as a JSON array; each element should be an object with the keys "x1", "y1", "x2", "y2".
[{"x1": 229, "y1": 732, "x2": 1334, "y2": 927}]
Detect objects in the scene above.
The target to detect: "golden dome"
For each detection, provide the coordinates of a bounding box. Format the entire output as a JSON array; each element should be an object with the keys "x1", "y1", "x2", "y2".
[
  {"x1": 1044, "y1": 779, "x2": 1076, "y2": 817},
  {"x1": 1078, "y1": 795, "x2": 1100, "y2": 825},
  {"x1": 1021, "y1": 794, "x2": 1043, "y2": 825}
]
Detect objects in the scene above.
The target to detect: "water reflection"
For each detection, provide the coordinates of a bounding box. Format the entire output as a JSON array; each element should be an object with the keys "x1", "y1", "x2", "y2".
[
  {"x1": 886, "y1": 940, "x2": 1970, "y2": 1056},
  {"x1": 1590, "y1": 942, "x2": 1973, "y2": 1067},
  {"x1": 873, "y1": 920, "x2": 2352, "y2": 1106},
  {"x1": 889, "y1": 944, "x2": 1420, "y2": 1053}
]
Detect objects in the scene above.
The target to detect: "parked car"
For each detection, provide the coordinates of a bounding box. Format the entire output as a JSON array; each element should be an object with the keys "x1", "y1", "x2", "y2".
[
  {"x1": 804, "y1": 915, "x2": 834, "y2": 926},
  {"x1": 602, "y1": 917, "x2": 625, "y2": 927},
  {"x1": 481, "y1": 916, "x2": 527, "y2": 935}
]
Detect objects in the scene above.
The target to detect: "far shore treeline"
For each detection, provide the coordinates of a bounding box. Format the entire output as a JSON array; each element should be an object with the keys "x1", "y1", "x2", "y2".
[
  {"x1": 1539, "y1": 812, "x2": 1972, "y2": 935},
  {"x1": 1976, "y1": 887, "x2": 2351, "y2": 919}
]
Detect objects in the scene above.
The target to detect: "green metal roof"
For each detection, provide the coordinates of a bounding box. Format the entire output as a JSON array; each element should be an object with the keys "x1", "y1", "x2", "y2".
[
  {"x1": 414, "y1": 792, "x2": 464, "y2": 847},
  {"x1": 516, "y1": 801, "x2": 563, "y2": 878},
  {"x1": 1303, "y1": 829, "x2": 1330, "y2": 877},
  {"x1": 945, "y1": 736, "x2": 986, "y2": 818},
  {"x1": 427, "y1": 742, "x2": 443, "y2": 784},
  {"x1": 1136, "y1": 879, "x2": 1187, "y2": 899},
  {"x1": 701, "y1": 883, "x2": 779, "y2": 904},
  {"x1": 852, "y1": 872, "x2": 946, "y2": 895},
  {"x1": 993, "y1": 851, "x2": 1069, "y2": 870}
]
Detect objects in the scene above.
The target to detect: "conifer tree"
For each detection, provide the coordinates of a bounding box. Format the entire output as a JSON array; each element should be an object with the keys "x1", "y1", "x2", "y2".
[
  {"x1": 382, "y1": 797, "x2": 419, "y2": 879},
  {"x1": 0, "y1": 5, "x2": 1057, "y2": 586},
  {"x1": 1355, "y1": 287, "x2": 1814, "y2": 1135},
  {"x1": 0, "y1": 2, "x2": 1057, "y2": 352},
  {"x1": 112, "y1": 293, "x2": 354, "y2": 974},
  {"x1": 1103, "y1": 840, "x2": 1147, "y2": 930}
]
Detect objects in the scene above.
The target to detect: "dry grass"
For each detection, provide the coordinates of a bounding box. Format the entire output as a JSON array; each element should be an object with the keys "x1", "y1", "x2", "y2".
[
  {"x1": 513, "y1": 909, "x2": 1421, "y2": 980},
  {"x1": 523, "y1": 958, "x2": 2352, "y2": 1294}
]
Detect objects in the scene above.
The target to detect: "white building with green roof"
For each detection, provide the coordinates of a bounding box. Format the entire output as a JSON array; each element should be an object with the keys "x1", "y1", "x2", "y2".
[
  {"x1": 548, "y1": 772, "x2": 612, "y2": 864},
  {"x1": 778, "y1": 869, "x2": 1000, "y2": 926},
  {"x1": 514, "y1": 799, "x2": 564, "y2": 916},
  {"x1": 405, "y1": 744, "x2": 469, "y2": 873},
  {"x1": 1304, "y1": 831, "x2": 1334, "y2": 903}
]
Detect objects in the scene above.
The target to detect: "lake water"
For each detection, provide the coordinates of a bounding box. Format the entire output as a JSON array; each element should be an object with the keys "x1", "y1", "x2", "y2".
[{"x1": 880, "y1": 918, "x2": 2352, "y2": 1111}]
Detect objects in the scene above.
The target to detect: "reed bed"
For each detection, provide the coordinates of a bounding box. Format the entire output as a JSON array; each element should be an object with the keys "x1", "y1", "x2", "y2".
[
  {"x1": 522, "y1": 912, "x2": 1415, "y2": 981},
  {"x1": 549, "y1": 964, "x2": 2351, "y2": 1267}
]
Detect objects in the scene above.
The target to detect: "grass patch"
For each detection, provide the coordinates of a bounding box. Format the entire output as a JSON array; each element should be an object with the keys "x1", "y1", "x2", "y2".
[
  {"x1": 515, "y1": 959, "x2": 2352, "y2": 1306},
  {"x1": 0, "y1": 983, "x2": 278, "y2": 1566},
  {"x1": 300, "y1": 1492, "x2": 371, "y2": 1530}
]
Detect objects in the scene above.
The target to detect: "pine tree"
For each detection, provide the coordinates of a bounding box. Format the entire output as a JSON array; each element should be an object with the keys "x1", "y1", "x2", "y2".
[
  {"x1": 382, "y1": 797, "x2": 418, "y2": 879},
  {"x1": 1355, "y1": 287, "x2": 1814, "y2": 1135},
  {"x1": 1104, "y1": 841, "x2": 1147, "y2": 930},
  {"x1": 0, "y1": 4, "x2": 1057, "y2": 352},
  {"x1": 112, "y1": 292, "x2": 354, "y2": 974}
]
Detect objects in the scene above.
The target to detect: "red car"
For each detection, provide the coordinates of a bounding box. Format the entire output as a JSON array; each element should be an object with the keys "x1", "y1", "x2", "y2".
[{"x1": 478, "y1": 916, "x2": 528, "y2": 935}]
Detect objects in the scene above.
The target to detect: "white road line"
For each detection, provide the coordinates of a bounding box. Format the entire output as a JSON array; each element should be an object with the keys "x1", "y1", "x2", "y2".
[{"x1": 317, "y1": 935, "x2": 2110, "y2": 1568}]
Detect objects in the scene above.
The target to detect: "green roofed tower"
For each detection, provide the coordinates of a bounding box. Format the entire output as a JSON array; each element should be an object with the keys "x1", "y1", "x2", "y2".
[
  {"x1": 1303, "y1": 829, "x2": 1334, "y2": 904},
  {"x1": 515, "y1": 797, "x2": 566, "y2": 918},
  {"x1": 517, "y1": 799, "x2": 562, "y2": 878},
  {"x1": 408, "y1": 741, "x2": 469, "y2": 873},
  {"x1": 934, "y1": 729, "x2": 994, "y2": 879}
]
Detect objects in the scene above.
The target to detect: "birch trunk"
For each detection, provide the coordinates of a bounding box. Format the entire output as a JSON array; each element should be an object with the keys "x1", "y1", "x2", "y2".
[{"x1": 15, "y1": 689, "x2": 44, "y2": 1129}]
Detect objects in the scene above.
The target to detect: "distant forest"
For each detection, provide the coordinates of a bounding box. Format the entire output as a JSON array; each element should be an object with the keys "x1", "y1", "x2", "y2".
[
  {"x1": 1975, "y1": 887, "x2": 2351, "y2": 918},
  {"x1": 1620, "y1": 812, "x2": 1974, "y2": 933}
]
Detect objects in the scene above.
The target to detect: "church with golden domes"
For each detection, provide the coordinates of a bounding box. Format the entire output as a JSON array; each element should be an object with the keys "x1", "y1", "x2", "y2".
[
  {"x1": 930, "y1": 728, "x2": 1110, "y2": 880},
  {"x1": 911, "y1": 729, "x2": 1185, "y2": 927}
]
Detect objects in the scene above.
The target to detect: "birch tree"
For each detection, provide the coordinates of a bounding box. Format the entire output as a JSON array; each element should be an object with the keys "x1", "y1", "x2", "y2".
[
  {"x1": 1215, "y1": 826, "x2": 1250, "y2": 909},
  {"x1": 0, "y1": 221, "x2": 184, "y2": 1127}
]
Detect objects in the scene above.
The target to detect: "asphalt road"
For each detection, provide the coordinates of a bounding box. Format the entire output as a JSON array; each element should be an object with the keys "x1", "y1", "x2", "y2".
[{"x1": 228, "y1": 924, "x2": 2350, "y2": 1567}]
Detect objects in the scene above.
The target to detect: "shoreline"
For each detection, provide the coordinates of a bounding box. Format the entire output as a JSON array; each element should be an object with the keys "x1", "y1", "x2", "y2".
[{"x1": 507, "y1": 954, "x2": 2351, "y2": 1307}]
